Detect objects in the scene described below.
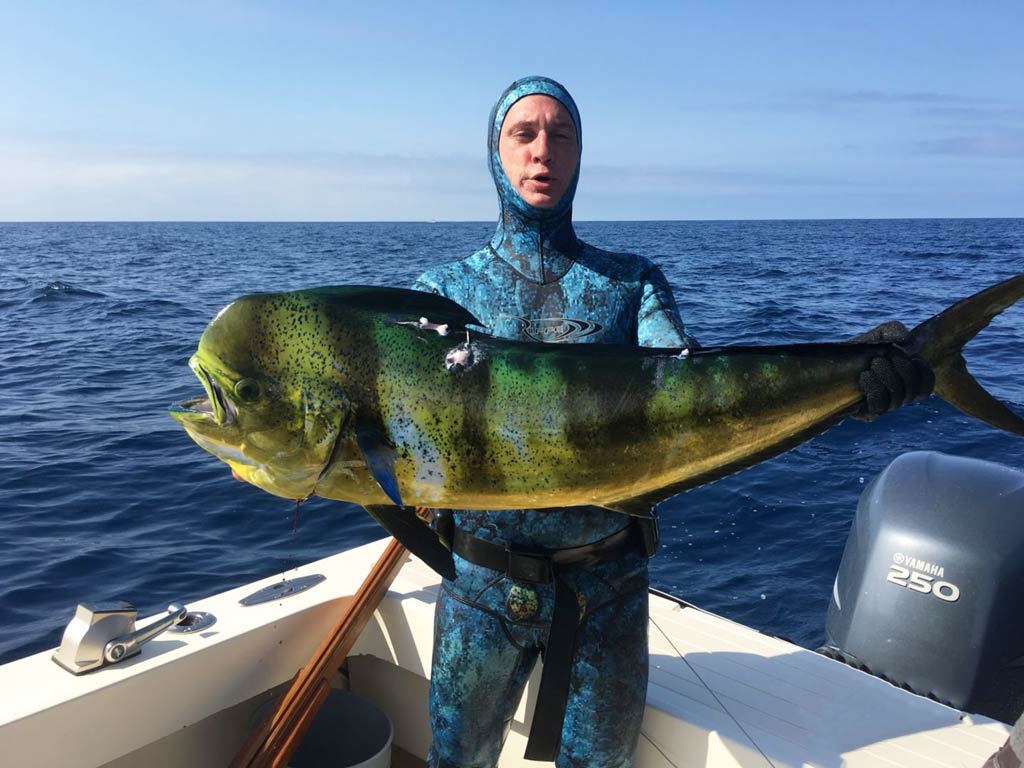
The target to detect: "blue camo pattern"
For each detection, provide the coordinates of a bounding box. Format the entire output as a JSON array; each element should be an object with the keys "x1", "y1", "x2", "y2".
[
  {"x1": 428, "y1": 555, "x2": 650, "y2": 768},
  {"x1": 414, "y1": 75, "x2": 692, "y2": 767}
]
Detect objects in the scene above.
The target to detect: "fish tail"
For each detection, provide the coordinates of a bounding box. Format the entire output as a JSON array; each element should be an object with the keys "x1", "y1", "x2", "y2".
[{"x1": 909, "y1": 274, "x2": 1024, "y2": 436}]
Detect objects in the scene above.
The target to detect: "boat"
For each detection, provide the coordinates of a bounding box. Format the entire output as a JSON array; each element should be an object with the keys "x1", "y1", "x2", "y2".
[{"x1": 1, "y1": 451, "x2": 1019, "y2": 767}]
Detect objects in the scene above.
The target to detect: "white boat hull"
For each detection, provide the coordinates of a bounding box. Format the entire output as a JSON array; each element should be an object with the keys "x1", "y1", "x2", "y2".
[{"x1": 0, "y1": 538, "x2": 1010, "y2": 767}]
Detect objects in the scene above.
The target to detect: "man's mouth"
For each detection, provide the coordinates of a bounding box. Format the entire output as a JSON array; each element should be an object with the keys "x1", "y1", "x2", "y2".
[{"x1": 527, "y1": 174, "x2": 556, "y2": 192}]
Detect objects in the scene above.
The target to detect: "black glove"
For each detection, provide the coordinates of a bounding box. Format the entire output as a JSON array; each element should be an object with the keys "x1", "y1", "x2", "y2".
[{"x1": 848, "y1": 321, "x2": 935, "y2": 421}]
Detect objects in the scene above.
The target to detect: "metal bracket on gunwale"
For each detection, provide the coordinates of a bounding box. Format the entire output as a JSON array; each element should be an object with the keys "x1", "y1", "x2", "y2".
[
  {"x1": 239, "y1": 574, "x2": 326, "y2": 606},
  {"x1": 52, "y1": 601, "x2": 192, "y2": 675}
]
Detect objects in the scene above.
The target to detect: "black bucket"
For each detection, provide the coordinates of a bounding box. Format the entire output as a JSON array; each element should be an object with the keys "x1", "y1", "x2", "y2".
[{"x1": 287, "y1": 690, "x2": 393, "y2": 768}]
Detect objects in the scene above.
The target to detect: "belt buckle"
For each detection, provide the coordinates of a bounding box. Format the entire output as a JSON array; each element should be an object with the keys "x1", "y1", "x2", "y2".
[{"x1": 507, "y1": 548, "x2": 552, "y2": 584}]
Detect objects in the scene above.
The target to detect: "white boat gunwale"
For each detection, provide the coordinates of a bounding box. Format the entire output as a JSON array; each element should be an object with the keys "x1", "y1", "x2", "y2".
[{"x1": 0, "y1": 537, "x2": 1010, "y2": 767}]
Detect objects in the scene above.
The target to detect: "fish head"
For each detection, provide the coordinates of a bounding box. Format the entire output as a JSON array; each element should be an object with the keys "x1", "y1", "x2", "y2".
[{"x1": 170, "y1": 293, "x2": 349, "y2": 500}]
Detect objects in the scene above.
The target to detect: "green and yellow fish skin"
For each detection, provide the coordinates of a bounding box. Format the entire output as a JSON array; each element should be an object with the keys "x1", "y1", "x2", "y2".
[{"x1": 171, "y1": 278, "x2": 1024, "y2": 514}]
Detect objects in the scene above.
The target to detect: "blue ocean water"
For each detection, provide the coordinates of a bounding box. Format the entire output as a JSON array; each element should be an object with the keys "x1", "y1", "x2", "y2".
[{"x1": 1, "y1": 220, "x2": 1023, "y2": 665}]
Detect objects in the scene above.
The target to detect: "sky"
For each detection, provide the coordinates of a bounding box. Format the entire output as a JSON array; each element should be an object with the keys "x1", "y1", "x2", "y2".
[{"x1": 1, "y1": 1, "x2": 1022, "y2": 221}]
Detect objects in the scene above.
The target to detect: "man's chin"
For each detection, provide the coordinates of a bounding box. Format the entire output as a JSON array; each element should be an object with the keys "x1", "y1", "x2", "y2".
[{"x1": 522, "y1": 190, "x2": 561, "y2": 209}]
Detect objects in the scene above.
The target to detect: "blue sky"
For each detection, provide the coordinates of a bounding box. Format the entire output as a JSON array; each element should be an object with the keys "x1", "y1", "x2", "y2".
[{"x1": 1, "y1": 1, "x2": 1022, "y2": 221}]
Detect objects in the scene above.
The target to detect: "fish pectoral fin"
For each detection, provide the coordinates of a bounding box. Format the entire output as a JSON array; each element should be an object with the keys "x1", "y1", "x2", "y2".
[
  {"x1": 363, "y1": 505, "x2": 456, "y2": 581},
  {"x1": 355, "y1": 427, "x2": 404, "y2": 508}
]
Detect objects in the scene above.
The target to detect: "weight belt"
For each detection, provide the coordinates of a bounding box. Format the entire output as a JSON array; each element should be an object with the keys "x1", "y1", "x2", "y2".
[{"x1": 450, "y1": 518, "x2": 656, "y2": 761}]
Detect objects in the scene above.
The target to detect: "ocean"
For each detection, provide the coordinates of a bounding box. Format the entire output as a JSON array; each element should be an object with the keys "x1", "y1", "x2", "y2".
[{"x1": 1, "y1": 219, "x2": 1022, "y2": 664}]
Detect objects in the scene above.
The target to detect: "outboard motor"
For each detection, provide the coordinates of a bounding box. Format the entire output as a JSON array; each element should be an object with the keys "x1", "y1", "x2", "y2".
[{"x1": 822, "y1": 451, "x2": 1024, "y2": 724}]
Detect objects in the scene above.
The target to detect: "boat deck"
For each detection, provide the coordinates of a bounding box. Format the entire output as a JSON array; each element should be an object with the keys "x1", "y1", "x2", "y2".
[
  {"x1": 380, "y1": 548, "x2": 1010, "y2": 768},
  {"x1": 0, "y1": 538, "x2": 1010, "y2": 767}
]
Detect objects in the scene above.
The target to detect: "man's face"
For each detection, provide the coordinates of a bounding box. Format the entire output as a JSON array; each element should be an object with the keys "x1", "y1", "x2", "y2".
[{"x1": 498, "y1": 94, "x2": 579, "y2": 209}]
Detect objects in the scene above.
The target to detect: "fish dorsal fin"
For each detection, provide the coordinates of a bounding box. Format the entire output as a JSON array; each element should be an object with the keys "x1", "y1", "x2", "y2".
[
  {"x1": 306, "y1": 286, "x2": 482, "y2": 332},
  {"x1": 355, "y1": 425, "x2": 404, "y2": 508},
  {"x1": 363, "y1": 505, "x2": 456, "y2": 580}
]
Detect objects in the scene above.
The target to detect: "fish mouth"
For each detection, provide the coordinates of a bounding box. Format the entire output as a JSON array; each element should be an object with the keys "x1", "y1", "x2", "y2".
[{"x1": 170, "y1": 356, "x2": 237, "y2": 426}]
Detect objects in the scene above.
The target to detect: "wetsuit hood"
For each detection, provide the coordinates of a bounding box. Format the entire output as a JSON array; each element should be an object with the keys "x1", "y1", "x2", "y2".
[{"x1": 488, "y1": 76, "x2": 583, "y2": 284}]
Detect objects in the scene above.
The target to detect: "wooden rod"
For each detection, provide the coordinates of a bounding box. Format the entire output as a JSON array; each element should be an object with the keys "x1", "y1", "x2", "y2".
[{"x1": 231, "y1": 538, "x2": 409, "y2": 768}]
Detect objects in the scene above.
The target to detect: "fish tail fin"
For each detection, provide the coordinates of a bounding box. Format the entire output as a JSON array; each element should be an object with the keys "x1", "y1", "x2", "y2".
[{"x1": 909, "y1": 274, "x2": 1024, "y2": 436}]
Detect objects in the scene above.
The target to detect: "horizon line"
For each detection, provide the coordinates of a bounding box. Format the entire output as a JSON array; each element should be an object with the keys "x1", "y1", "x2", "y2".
[{"x1": 1, "y1": 216, "x2": 1023, "y2": 225}]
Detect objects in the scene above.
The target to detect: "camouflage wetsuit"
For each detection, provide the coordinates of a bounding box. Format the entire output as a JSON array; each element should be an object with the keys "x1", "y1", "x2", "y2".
[
  {"x1": 413, "y1": 76, "x2": 696, "y2": 768},
  {"x1": 984, "y1": 713, "x2": 1024, "y2": 768}
]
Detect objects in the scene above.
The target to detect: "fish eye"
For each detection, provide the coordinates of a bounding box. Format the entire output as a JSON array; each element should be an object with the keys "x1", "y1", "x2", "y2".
[{"x1": 234, "y1": 378, "x2": 261, "y2": 402}]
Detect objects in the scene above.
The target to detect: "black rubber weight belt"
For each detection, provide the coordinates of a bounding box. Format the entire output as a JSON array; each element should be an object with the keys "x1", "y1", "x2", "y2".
[{"x1": 451, "y1": 524, "x2": 643, "y2": 760}]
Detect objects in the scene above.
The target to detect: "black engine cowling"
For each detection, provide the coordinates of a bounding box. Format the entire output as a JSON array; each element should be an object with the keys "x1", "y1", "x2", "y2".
[{"x1": 823, "y1": 451, "x2": 1024, "y2": 723}]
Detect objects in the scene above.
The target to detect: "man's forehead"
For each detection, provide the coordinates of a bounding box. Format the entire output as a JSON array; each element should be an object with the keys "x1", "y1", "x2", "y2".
[{"x1": 502, "y1": 94, "x2": 575, "y2": 128}]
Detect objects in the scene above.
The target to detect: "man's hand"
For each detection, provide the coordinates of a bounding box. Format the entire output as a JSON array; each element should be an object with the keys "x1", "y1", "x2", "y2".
[{"x1": 848, "y1": 321, "x2": 935, "y2": 421}]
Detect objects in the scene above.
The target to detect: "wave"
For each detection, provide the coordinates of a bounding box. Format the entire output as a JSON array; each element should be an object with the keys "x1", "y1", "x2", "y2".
[
  {"x1": 104, "y1": 297, "x2": 192, "y2": 319},
  {"x1": 32, "y1": 281, "x2": 107, "y2": 301}
]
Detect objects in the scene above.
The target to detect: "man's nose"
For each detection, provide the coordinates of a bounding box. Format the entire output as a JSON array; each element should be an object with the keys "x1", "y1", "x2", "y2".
[{"x1": 531, "y1": 132, "x2": 552, "y2": 163}]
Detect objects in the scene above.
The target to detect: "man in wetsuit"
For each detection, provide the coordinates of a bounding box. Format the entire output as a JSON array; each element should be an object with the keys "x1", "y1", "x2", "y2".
[
  {"x1": 985, "y1": 714, "x2": 1024, "y2": 767},
  {"x1": 412, "y1": 75, "x2": 933, "y2": 768}
]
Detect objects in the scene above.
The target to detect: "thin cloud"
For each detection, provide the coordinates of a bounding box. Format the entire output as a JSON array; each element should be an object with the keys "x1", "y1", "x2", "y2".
[
  {"x1": 0, "y1": 143, "x2": 845, "y2": 221},
  {"x1": 797, "y1": 89, "x2": 994, "y2": 106},
  {"x1": 747, "y1": 89, "x2": 1019, "y2": 119},
  {"x1": 0, "y1": 143, "x2": 494, "y2": 221},
  {"x1": 913, "y1": 133, "x2": 1024, "y2": 158},
  {"x1": 914, "y1": 106, "x2": 1024, "y2": 123},
  {"x1": 2, "y1": 140, "x2": 1019, "y2": 221},
  {"x1": 586, "y1": 164, "x2": 846, "y2": 193}
]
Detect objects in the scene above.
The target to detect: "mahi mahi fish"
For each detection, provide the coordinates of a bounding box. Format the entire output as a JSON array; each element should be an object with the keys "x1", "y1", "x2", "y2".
[{"x1": 171, "y1": 276, "x2": 1024, "y2": 573}]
